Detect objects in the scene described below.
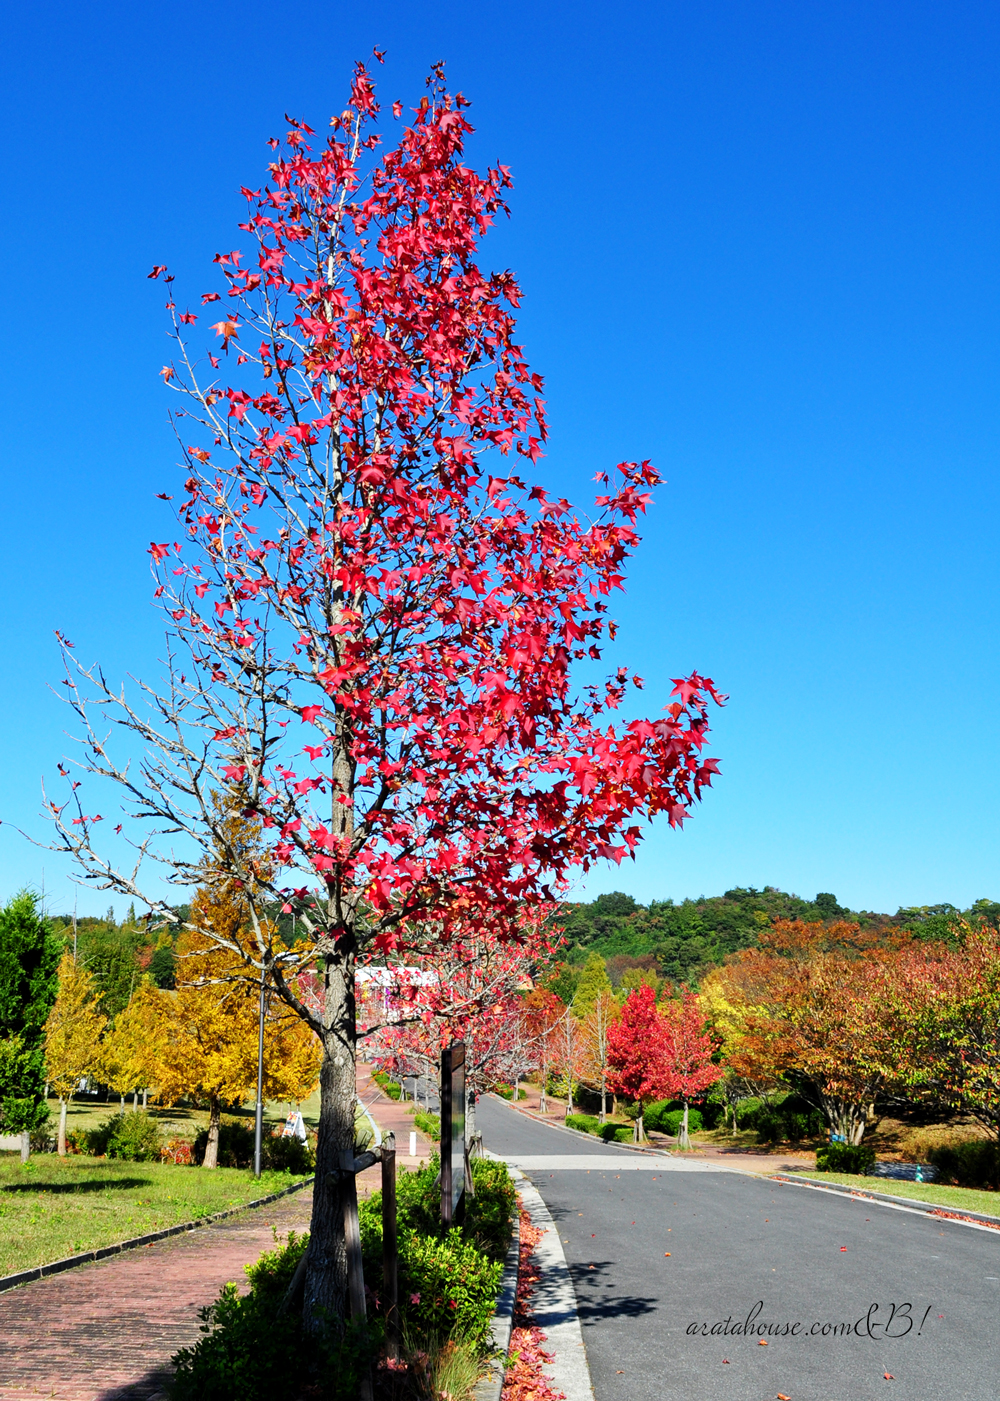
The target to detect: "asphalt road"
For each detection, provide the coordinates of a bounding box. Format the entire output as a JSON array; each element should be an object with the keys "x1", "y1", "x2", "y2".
[{"x1": 477, "y1": 1096, "x2": 1000, "y2": 1401}]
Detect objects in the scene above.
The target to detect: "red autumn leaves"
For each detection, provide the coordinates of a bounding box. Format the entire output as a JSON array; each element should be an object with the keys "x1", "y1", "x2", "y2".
[{"x1": 607, "y1": 986, "x2": 722, "y2": 1127}]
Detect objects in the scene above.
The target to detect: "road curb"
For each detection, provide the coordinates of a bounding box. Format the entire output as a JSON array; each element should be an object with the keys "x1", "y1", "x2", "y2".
[
  {"x1": 511, "y1": 1167, "x2": 595, "y2": 1401},
  {"x1": 769, "y1": 1172, "x2": 1000, "y2": 1231},
  {"x1": 474, "y1": 1188, "x2": 521, "y2": 1401},
  {"x1": 0, "y1": 1174, "x2": 314, "y2": 1294}
]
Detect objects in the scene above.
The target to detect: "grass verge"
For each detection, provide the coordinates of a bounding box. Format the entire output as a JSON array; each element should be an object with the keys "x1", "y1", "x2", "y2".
[
  {"x1": 0, "y1": 1155, "x2": 309, "y2": 1277},
  {"x1": 778, "y1": 1170, "x2": 1000, "y2": 1219}
]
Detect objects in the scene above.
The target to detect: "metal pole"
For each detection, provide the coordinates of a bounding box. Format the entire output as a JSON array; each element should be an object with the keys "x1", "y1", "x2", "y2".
[{"x1": 253, "y1": 965, "x2": 265, "y2": 1179}]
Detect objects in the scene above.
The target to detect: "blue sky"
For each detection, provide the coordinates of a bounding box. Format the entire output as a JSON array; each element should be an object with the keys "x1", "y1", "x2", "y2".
[{"x1": 1, "y1": 1, "x2": 998, "y2": 916}]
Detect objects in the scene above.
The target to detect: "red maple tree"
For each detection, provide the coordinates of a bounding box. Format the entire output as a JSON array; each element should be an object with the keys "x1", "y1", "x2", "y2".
[
  {"x1": 43, "y1": 58, "x2": 723, "y2": 1323},
  {"x1": 607, "y1": 985, "x2": 671, "y2": 1139},
  {"x1": 661, "y1": 990, "x2": 722, "y2": 1147}
]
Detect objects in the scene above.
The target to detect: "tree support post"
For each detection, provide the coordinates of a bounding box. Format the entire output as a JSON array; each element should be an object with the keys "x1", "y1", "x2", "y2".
[
  {"x1": 381, "y1": 1132, "x2": 399, "y2": 1360},
  {"x1": 253, "y1": 968, "x2": 265, "y2": 1179}
]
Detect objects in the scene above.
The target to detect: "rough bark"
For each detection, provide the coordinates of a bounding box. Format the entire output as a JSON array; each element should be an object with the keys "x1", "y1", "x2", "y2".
[
  {"x1": 203, "y1": 1096, "x2": 221, "y2": 1168},
  {"x1": 302, "y1": 947, "x2": 357, "y2": 1333}
]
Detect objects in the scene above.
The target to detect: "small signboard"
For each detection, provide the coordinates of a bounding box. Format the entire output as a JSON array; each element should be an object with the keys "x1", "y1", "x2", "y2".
[
  {"x1": 440, "y1": 1041, "x2": 466, "y2": 1227},
  {"x1": 281, "y1": 1111, "x2": 307, "y2": 1141}
]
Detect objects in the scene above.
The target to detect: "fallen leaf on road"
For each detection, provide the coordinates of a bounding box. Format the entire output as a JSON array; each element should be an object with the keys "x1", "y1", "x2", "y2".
[
  {"x1": 758, "y1": 1339, "x2": 768, "y2": 1347},
  {"x1": 778, "y1": 1393, "x2": 791, "y2": 1399},
  {"x1": 884, "y1": 1374, "x2": 894, "y2": 1381},
  {"x1": 722, "y1": 1359, "x2": 730, "y2": 1364},
  {"x1": 664, "y1": 1252, "x2": 671, "y2": 1256},
  {"x1": 840, "y1": 1246, "x2": 847, "y2": 1251}
]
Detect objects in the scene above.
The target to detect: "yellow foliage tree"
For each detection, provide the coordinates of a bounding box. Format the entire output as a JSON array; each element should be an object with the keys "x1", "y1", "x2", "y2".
[
  {"x1": 101, "y1": 978, "x2": 166, "y2": 1111},
  {"x1": 157, "y1": 794, "x2": 320, "y2": 1167},
  {"x1": 43, "y1": 952, "x2": 107, "y2": 1154}
]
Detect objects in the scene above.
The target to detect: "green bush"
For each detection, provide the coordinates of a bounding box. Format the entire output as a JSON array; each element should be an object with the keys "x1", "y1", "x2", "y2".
[
  {"x1": 171, "y1": 1231, "x2": 370, "y2": 1400},
  {"x1": 599, "y1": 1123, "x2": 634, "y2": 1143},
  {"x1": 653, "y1": 1108, "x2": 704, "y2": 1137},
  {"x1": 400, "y1": 1230, "x2": 501, "y2": 1345},
  {"x1": 371, "y1": 1068, "x2": 402, "y2": 1100},
  {"x1": 493, "y1": 1085, "x2": 527, "y2": 1101},
  {"x1": 85, "y1": 1112, "x2": 163, "y2": 1162},
  {"x1": 263, "y1": 1134, "x2": 315, "y2": 1175},
  {"x1": 413, "y1": 1110, "x2": 441, "y2": 1142},
  {"x1": 193, "y1": 1119, "x2": 256, "y2": 1168},
  {"x1": 756, "y1": 1108, "x2": 826, "y2": 1143},
  {"x1": 815, "y1": 1141, "x2": 876, "y2": 1175},
  {"x1": 927, "y1": 1139, "x2": 1000, "y2": 1190},
  {"x1": 565, "y1": 1113, "x2": 601, "y2": 1136}
]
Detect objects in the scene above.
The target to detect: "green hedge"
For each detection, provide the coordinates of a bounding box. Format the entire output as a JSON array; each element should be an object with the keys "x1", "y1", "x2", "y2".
[
  {"x1": 815, "y1": 1141, "x2": 876, "y2": 1175},
  {"x1": 645, "y1": 1103, "x2": 703, "y2": 1136},
  {"x1": 927, "y1": 1139, "x2": 1000, "y2": 1190},
  {"x1": 371, "y1": 1068, "x2": 402, "y2": 1100},
  {"x1": 413, "y1": 1110, "x2": 441, "y2": 1142},
  {"x1": 565, "y1": 1113, "x2": 601, "y2": 1136},
  {"x1": 600, "y1": 1124, "x2": 634, "y2": 1144}
]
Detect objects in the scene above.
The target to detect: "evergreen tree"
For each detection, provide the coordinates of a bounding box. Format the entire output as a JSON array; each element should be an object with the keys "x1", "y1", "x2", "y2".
[{"x1": 0, "y1": 891, "x2": 60, "y2": 1155}]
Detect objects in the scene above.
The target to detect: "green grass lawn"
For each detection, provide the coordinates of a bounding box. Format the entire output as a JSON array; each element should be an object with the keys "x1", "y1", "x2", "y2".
[
  {"x1": 0, "y1": 1155, "x2": 309, "y2": 1278},
  {"x1": 779, "y1": 1170, "x2": 1000, "y2": 1219}
]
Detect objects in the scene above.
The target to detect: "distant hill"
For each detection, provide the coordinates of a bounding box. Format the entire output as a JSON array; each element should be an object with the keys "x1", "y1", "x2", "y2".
[{"x1": 555, "y1": 887, "x2": 1000, "y2": 987}]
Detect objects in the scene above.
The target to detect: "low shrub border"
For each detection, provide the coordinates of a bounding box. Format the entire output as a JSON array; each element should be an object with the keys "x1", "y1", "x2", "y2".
[{"x1": 0, "y1": 1175, "x2": 314, "y2": 1294}]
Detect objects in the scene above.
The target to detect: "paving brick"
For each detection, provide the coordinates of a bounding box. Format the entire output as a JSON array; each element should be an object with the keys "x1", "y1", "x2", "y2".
[{"x1": 0, "y1": 1188, "x2": 313, "y2": 1400}]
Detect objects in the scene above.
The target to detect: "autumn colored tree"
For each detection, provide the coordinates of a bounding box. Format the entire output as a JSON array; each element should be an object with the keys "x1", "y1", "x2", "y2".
[
  {"x1": 100, "y1": 979, "x2": 166, "y2": 1111},
  {"x1": 520, "y1": 987, "x2": 565, "y2": 1114},
  {"x1": 578, "y1": 989, "x2": 619, "y2": 1122},
  {"x1": 660, "y1": 991, "x2": 722, "y2": 1147},
  {"x1": 607, "y1": 985, "x2": 671, "y2": 1140},
  {"x1": 41, "y1": 60, "x2": 723, "y2": 1324},
  {"x1": 892, "y1": 927, "x2": 1000, "y2": 1142},
  {"x1": 708, "y1": 921, "x2": 922, "y2": 1144},
  {"x1": 43, "y1": 952, "x2": 108, "y2": 1153}
]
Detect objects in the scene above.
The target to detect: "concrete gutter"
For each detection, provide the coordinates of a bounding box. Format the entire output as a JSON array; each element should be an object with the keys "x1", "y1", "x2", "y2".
[
  {"x1": 474, "y1": 1194, "x2": 521, "y2": 1401},
  {"x1": 0, "y1": 1175, "x2": 314, "y2": 1294},
  {"x1": 513, "y1": 1168, "x2": 595, "y2": 1401}
]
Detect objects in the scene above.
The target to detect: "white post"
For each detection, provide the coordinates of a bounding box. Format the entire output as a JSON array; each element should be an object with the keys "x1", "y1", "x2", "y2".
[{"x1": 409, "y1": 1131, "x2": 417, "y2": 1158}]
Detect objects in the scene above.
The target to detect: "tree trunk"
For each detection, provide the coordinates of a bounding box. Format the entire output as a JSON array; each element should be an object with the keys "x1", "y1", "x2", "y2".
[
  {"x1": 635, "y1": 1112, "x2": 644, "y2": 1143},
  {"x1": 599, "y1": 1072, "x2": 606, "y2": 1125},
  {"x1": 142, "y1": 1088, "x2": 148, "y2": 1110},
  {"x1": 513, "y1": 1074, "x2": 519, "y2": 1103},
  {"x1": 19, "y1": 1131, "x2": 30, "y2": 1163},
  {"x1": 58, "y1": 1097, "x2": 69, "y2": 1156},
  {"x1": 678, "y1": 1100, "x2": 691, "y2": 1149},
  {"x1": 822, "y1": 1094, "x2": 868, "y2": 1145},
  {"x1": 203, "y1": 1096, "x2": 222, "y2": 1168},
  {"x1": 119, "y1": 1094, "x2": 125, "y2": 1113},
  {"x1": 302, "y1": 948, "x2": 357, "y2": 1334},
  {"x1": 539, "y1": 1054, "x2": 547, "y2": 1113},
  {"x1": 132, "y1": 1091, "x2": 138, "y2": 1112}
]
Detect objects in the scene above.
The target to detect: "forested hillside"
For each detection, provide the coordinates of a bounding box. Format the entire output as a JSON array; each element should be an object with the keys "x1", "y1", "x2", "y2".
[{"x1": 553, "y1": 887, "x2": 1000, "y2": 990}]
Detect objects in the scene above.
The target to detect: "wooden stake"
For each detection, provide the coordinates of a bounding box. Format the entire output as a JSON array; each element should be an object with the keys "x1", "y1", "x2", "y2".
[{"x1": 381, "y1": 1132, "x2": 399, "y2": 1360}]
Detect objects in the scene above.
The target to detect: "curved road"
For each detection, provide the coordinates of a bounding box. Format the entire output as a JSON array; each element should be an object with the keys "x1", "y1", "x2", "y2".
[{"x1": 478, "y1": 1096, "x2": 998, "y2": 1401}]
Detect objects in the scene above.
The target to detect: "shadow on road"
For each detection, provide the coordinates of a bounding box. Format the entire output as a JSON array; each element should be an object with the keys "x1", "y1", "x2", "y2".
[{"x1": 569, "y1": 1259, "x2": 658, "y2": 1321}]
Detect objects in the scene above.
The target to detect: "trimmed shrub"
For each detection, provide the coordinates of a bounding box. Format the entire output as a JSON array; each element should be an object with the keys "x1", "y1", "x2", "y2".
[
  {"x1": 371, "y1": 1068, "x2": 402, "y2": 1100},
  {"x1": 264, "y1": 1133, "x2": 315, "y2": 1175},
  {"x1": 815, "y1": 1141, "x2": 876, "y2": 1175},
  {"x1": 599, "y1": 1124, "x2": 634, "y2": 1144},
  {"x1": 656, "y1": 1108, "x2": 704, "y2": 1137},
  {"x1": 927, "y1": 1139, "x2": 1000, "y2": 1190},
  {"x1": 565, "y1": 1113, "x2": 601, "y2": 1136},
  {"x1": 493, "y1": 1085, "x2": 528, "y2": 1101}
]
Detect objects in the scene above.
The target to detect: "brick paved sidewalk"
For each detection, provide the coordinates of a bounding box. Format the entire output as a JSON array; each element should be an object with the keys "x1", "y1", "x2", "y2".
[{"x1": 0, "y1": 1187, "x2": 313, "y2": 1401}]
